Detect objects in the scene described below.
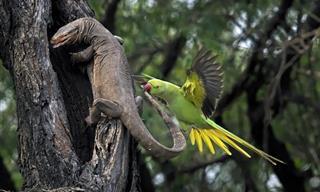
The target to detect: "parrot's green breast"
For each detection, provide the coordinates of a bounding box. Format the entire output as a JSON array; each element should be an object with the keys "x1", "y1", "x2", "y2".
[{"x1": 168, "y1": 90, "x2": 208, "y2": 128}]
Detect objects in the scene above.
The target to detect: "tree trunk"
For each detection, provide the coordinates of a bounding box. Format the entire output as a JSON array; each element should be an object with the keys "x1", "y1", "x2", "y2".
[{"x1": 0, "y1": 0, "x2": 141, "y2": 191}]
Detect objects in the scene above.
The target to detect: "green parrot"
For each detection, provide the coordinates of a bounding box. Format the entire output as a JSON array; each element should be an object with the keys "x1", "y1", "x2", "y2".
[{"x1": 139, "y1": 48, "x2": 283, "y2": 165}]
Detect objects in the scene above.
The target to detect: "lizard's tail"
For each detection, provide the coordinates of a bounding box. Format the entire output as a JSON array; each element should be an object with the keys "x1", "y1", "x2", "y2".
[
  {"x1": 122, "y1": 110, "x2": 186, "y2": 160},
  {"x1": 189, "y1": 118, "x2": 284, "y2": 165},
  {"x1": 122, "y1": 93, "x2": 186, "y2": 160}
]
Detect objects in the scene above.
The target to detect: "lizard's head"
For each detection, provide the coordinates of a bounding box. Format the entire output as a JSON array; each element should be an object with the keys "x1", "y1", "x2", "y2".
[
  {"x1": 144, "y1": 79, "x2": 166, "y2": 96},
  {"x1": 51, "y1": 20, "x2": 83, "y2": 48}
]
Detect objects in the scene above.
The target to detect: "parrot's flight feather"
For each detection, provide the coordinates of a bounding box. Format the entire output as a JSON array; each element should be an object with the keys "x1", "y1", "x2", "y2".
[
  {"x1": 199, "y1": 129, "x2": 215, "y2": 154},
  {"x1": 203, "y1": 117, "x2": 285, "y2": 165},
  {"x1": 190, "y1": 128, "x2": 196, "y2": 145},
  {"x1": 189, "y1": 123, "x2": 284, "y2": 165},
  {"x1": 205, "y1": 129, "x2": 232, "y2": 156},
  {"x1": 194, "y1": 129, "x2": 203, "y2": 152},
  {"x1": 181, "y1": 48, "x2": 223, "y2": 117}
]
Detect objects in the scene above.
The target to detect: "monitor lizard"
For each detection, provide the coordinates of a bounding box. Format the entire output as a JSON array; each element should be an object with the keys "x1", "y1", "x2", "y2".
[{"x1": 51, "y1": 17, "x2": 186, "y2": 159}]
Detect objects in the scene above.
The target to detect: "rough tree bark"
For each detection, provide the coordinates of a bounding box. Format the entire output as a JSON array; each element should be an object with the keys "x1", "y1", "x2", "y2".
[{"x1": 0, "y1": 0, "x2": 142, "y2": 191}]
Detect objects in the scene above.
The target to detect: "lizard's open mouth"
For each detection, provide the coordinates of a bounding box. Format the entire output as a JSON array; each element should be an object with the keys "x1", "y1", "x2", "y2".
[{"x1": 51, "y1": 28, "x2": 78, "y2": 48}]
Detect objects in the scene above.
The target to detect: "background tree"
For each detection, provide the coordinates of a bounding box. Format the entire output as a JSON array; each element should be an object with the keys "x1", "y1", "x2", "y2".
[{"x1": 1, "y1": 0, "x2": 320, "y2": 191}]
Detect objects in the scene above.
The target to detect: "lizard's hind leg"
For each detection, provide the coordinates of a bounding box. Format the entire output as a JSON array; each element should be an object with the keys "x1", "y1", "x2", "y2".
[{"x1": 85, "y1": 98, "x2": 123, "y2": 126}]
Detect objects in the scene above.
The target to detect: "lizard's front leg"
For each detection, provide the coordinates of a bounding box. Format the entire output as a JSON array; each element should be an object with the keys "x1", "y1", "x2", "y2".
[
  {"x1": 69, "y1": 35, "x2": 123, "y2": 64},
  {"x1": 70, "y1": 45, "x2": 94, "y2": 64}
]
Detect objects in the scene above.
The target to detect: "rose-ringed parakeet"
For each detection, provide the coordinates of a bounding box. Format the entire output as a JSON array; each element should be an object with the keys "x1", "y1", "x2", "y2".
[{"x1": 140, "y1": 48, "x2": 283, "y2": 165}]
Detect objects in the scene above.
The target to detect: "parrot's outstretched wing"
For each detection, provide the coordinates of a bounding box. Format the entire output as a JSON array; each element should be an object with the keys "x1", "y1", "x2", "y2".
[{"x1": 181, "y1": 48, "x2": 223, "y2": 117}]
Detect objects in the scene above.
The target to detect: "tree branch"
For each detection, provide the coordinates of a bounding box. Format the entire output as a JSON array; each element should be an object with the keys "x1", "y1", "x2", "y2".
[
  {"x1": 284, "y1": 92, "x2": 320, "y2": 113},
  {"x1": 101, "y1": 0, "x2": 122, "y2": 33},
  {"x1": 244, "y1": 1, "x2": 320, "y2": 191},
  {"x1": 216, "y1": 0, "x2": 294, "y2": 115},
  {"x1": 161, "y1": 35, "x2": 186, "y2": 77},
  {"x1": 128, "y1": 45, "x2": 164, "y2": 64}
]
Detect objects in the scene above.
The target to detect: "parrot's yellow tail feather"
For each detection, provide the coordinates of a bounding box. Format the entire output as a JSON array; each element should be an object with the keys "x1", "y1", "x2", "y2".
[
  {"x1": 204, "y1": 119, "x2": 285, "y2": 165},
  {"x1": 200, "y1": 130, "x2": 215, "y2": 154},
  {"x1": 189, "y1": 128, "x2": 245, "y2": 157},
  {"x1": 205, "y1": 129, "x2": 232, "y2": 156},
  {"x1": 189, "y1": 125, "x2": 284, "y2": 165},
  {"x1": 194, "y1": 129, "x2": 203, "y2": 152}
]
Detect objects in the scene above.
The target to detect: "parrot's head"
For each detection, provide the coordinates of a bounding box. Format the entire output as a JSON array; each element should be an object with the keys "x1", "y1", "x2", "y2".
[{"x1": 143, "y1": 79, "x2": 166, "y2": 96}]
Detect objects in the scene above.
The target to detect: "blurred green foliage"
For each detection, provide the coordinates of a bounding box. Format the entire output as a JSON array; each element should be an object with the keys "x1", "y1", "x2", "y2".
[
  {"x1": 90, "y1": 0, "x2": 319, "y2": 191},
  {"x1": 0, "y1": 61, "x2": 22, "y2": 189}
]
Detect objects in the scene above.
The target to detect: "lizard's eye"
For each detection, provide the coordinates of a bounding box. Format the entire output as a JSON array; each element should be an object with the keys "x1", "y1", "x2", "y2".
[{"x1": 154, "y1": 85, "x2": 160, "y2": 89}]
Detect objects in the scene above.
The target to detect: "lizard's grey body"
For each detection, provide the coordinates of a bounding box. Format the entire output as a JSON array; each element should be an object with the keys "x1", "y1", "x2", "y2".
[{"x1": 51, "y1": 17, "x2": 186, "y2": 159}]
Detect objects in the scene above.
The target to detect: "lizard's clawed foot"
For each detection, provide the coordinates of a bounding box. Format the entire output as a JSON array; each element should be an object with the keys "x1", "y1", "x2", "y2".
[
  {"x1": 69, "y1": 45, "x2": 94, "y2": 66},
  {"x1": 135, "y1": 96, "x2": 143, "y2": 114},
  {"x1": 85, "y1": 105, "x2": 101, "y2": 126},
  {"x1": 85, "y1": 113, "x2": 99, "y2": 126},
  {"x1": 114, "y1": 35, "x2": 124, "y2": 45},
  {"x1": 93, "y1": 98, "x2": 123, "y2": 118}
]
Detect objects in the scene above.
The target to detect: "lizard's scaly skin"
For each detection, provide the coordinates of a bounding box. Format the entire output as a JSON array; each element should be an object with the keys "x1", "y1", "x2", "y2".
[{"x1": 51, "y1": 17, "x2": 186, "y2": 159}]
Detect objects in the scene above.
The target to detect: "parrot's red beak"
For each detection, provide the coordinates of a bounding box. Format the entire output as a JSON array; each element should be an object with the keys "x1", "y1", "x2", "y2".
[{"x1": 143, "y1": 83, "x2": 152, "y2": 93}]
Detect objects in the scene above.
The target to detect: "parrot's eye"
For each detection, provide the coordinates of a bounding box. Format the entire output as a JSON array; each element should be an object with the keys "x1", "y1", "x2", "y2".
[{"x1": 155, "y1": 85, "x2": 160, "y2": 88}]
